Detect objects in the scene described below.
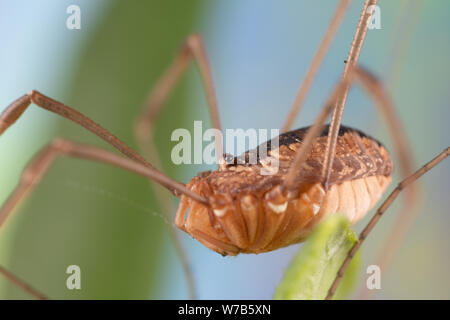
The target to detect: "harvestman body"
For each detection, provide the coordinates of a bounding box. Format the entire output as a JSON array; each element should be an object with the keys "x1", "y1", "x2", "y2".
[
  {"x1": 177, "y1": 125, "x2": 393, "y2": 255},
  {"x1": 0, "y1": 0, "x2": 448, "y2": 300}
]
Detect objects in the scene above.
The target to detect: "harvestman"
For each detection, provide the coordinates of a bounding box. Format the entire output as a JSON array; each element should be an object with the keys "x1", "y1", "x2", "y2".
[{"x1": 0, "y1": 0, "x2": 448, "y2": 299}]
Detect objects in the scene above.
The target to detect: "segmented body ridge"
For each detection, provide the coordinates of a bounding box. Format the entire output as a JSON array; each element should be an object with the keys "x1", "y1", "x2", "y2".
[{"x1": 175, "y1": 125, "x2": 393, "y2": 255}]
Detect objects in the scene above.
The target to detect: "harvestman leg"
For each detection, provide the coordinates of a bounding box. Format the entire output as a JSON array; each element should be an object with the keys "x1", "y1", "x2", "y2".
[
  {"x1": 0, "y1": 90, "x2": 202, "y2": 199},
  {"x1": 281, "y1": 63, "x2": 420, "y2": 298},
  {"x1": 326, "y1": 147, "x2": 450, "y2": 300},
  {"x1": 270, "y1": 0, "x2": 351, "y2": 250},
  {"x1": 355, "y1": 66, "x2": 415, "y2": 187},
  {"x1": 313, "y1": 65, "x2": 420, "y2": 298},
  {"x1": 281, "y1": 1, "x2": 397, "y2": 298},
  {"x1": 0, "y1": 138, "x2": 207, "y2": 228},
  {"x1": 0, "y1": 265, "x2": 47, "y2": 300},
  {"x1": 321, "y1": 0, "x2": 378, "y2": 189},
  {"x1": 0, "y1": 138, "x2": 208, "y2": 299},
  {"x1": 267, "y1": 74, "x2": 354, "y2": 252},
  {"x1": 356, "y1": 1, "x2": 423, "y2": 299},
  {"x1": 281, "y1": 0, "x2": 350, "y2": 132},
  {"x1": 135, "y1": 33, "x2": 223, "y2": 161},
  {"x1": 282, "y1": 0, "x2": 379, "y2": 190},
  {"x1": 354, "y1": 65, "x2": 420, "y2": 298},
  {"x1": 134, "y1": 34, "x2": 224, "y2": 299},
  {"x1": 0, "y1": 90, "x2": 209, "y2": 298},
  {"x1": 282, "y1": 72, "x2": 354, "y2": 192}
]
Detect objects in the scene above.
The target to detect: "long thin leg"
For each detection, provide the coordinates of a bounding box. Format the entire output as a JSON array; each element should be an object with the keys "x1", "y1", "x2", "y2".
[
  {"x1": 0, "y1": 265, "x2": 47, "y2": 300},
  {"x1": 356, "y1": 2, "x2": 423, "y2": 298},
  {"x1": 135, "y1": 33, "x2": 224, "y2": 167},
  {"x1": 134, "y1": 34, "x2": 223, "y2": 299},
  {"x1": 0, "y1": 138, "x2": 209, "y2": 297},
  {"x1": 281, "y1": 0, "x2": 351, "y2": 132},
  {"x1": 354, "y1": 66, "x2": 420, "y2": 298},
  {"x1": 0, "y1": 91, "x2": 205, "y2": 202},
  {"x1": 322, "y1": 0, "x2": 379, "y2": 189},
  {"x1": 283, "y1": 72, "x2": 354, "y2": 191},
  {"x1": 326, "y1": 147, "x2": 450, "y2": 300},
  {"x1": 282, "y1": 63, "x2": 421, "y2": 299},
  {"x1": 355, "y1": 66, "x2": 415, "y2": 182},
  {"x1": 0, "y1": 138, "x2": 208, "y2": 229}
]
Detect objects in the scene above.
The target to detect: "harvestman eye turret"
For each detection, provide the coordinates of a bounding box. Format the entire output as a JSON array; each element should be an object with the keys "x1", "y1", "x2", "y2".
[{"x1": 0, "y1": 0, "x2": 448, "y2": 300}]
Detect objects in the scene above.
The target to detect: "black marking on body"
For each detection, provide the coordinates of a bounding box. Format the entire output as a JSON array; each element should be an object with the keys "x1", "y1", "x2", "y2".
[
  {"x1": 277, "y1": 124, "x2": 383, "y2": 149},
  {"x1": 227, "y1": 124, "x2": 385, "y2": 166}
]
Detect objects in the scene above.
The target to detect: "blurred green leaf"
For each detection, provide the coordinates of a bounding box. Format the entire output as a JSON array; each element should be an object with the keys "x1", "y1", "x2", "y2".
[{"x1": 274, "y1": 215, "x2": 360, "y2": 300}]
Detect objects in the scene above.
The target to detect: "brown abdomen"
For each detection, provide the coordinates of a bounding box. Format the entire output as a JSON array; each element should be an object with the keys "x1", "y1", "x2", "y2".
[
  {"x1": 175, "y1": 125, "x2": 393, "y2": 256},
  {"x1": 176, "y1": 174, "x2": 390, "y2": 256}
]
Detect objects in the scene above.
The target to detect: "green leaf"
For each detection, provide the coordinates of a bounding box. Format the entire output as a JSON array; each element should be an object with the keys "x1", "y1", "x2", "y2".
[{"x1": 274, "y1": 215, "x2": 360, "y2": 300}]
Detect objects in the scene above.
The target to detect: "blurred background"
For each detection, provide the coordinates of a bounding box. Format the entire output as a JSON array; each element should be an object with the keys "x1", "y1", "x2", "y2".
[{"x1": 0, "y1": 0, "x2": 449, "y2": 299}]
